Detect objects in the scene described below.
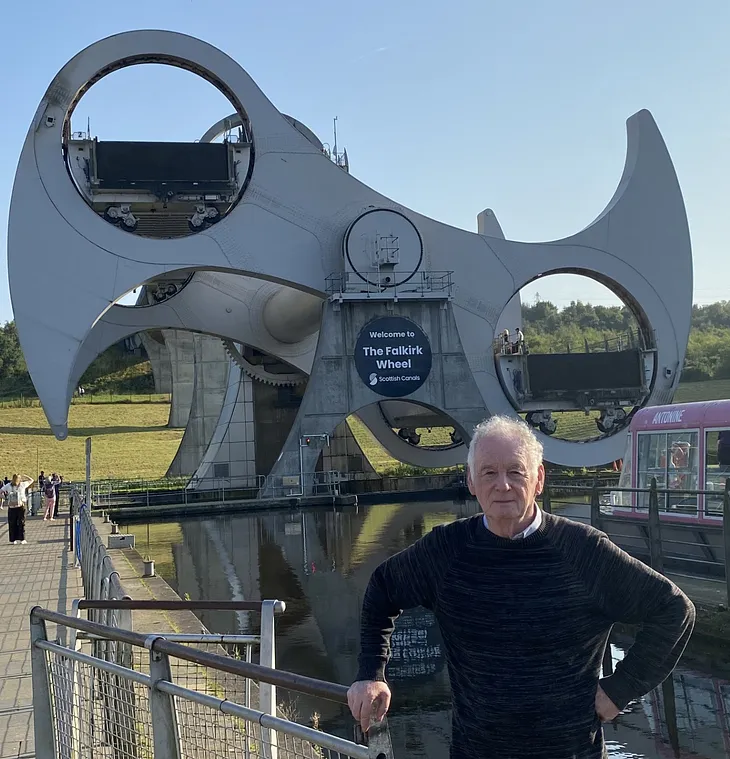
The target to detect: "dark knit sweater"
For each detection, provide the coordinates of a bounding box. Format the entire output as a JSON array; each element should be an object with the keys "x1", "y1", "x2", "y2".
[{"x1": 356, "y1": 512, "x2": 695, "y2": 759}]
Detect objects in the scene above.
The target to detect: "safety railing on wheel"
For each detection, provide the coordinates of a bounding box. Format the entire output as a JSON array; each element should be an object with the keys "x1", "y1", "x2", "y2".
[{"x1": 30, "y1": 607, "x2": 392, "y2": 759}]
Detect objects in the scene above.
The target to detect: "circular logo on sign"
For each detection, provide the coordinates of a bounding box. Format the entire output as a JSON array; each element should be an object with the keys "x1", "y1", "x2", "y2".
[{"x1": 354, "y1": 316, "x2": 432, "y2": 397}]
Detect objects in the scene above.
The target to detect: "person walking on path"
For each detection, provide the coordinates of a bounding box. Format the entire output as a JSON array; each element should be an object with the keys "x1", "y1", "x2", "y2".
[
  {"x1": 51, "y1": 473, "x2": 62, "y2": 518},
  {"x1": 42, "y1": 479, "x2": 57, "y2": 521},
  {"x1": 1, "y1": 474, "x2": 34, "y2": 544},
  {"x1": 514, "y1": 326, "x2": 525, "y2": 353},
  {"x1": 348, "y1": 415, "x2": 695, "y2": 759}
]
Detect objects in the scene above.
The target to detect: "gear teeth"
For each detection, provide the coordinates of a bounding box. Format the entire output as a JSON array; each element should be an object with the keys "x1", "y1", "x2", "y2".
[{"x1": 221, "y1": 339, "x2": 306, "y2": 387}]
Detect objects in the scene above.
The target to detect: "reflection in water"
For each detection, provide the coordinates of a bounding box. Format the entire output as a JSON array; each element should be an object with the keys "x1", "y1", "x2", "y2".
[{"x1": 127, "y1": 501, "x2": 730, "y2": 758}]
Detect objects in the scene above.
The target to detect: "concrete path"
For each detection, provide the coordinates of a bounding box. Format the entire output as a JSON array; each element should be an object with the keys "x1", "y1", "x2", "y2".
[{"x1": 0, "y1": 512, "x2": 83, "y2": 758}]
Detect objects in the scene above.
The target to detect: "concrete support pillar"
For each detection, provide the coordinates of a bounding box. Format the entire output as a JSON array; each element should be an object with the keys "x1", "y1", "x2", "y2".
[
  {"x1": 264, "y1": 299, "x2": 486, "y2": 496},
  {"x1": 320, "y1": 420, "x2": 375, "y2": 474},
  {"x1": 193, "y1": 365, "x2": 258, "y2": 488},
  {"x1": 167, "y1": 335, "x2": 230, "y2": 477},
  {"x1": 165, "y1": 330, "x2": 197, "y2": 429},
  {"x1": 139, "y1": 331, "x2": 173, "y2": 395}
]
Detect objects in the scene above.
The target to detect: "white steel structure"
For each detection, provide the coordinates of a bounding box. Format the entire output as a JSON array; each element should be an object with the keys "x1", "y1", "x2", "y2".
[{"x1": 8, "y1": 30, "x2": 692, "y2": 472}]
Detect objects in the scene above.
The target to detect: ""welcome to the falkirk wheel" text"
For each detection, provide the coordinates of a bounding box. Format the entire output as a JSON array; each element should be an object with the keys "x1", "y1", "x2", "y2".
[{"x1": 361, "y1": 344, "x2": 424, "y2": 369}]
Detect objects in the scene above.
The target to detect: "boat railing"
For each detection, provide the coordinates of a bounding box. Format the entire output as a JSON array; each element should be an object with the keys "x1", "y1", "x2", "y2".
[{"x1": 541, "y1": 477, "x2": 730, "y2": 603}]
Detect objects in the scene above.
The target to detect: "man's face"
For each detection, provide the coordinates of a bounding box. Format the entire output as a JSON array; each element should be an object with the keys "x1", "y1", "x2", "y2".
[{"x1": 467, "y1": 434, "x2": 544, "y2": 523}]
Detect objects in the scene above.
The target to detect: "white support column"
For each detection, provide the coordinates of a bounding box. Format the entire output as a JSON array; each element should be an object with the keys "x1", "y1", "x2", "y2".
[
  {"x1": 259, "y1": 600, "x2": 279, "y2": 759},
  {"x1": 30, "y1": 613, "x2": 57, "y2": 759},
  {"x1": 148, "y1": 649, "x2": 183, "y2": 759}
]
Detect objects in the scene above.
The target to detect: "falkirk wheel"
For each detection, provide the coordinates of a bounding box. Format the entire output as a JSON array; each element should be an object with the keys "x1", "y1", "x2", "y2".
[{"x1": 8, "y1": 30, "x2": 693, "y2": 493}]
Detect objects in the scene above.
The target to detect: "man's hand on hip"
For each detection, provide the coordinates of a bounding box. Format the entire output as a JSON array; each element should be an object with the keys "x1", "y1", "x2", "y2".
[
  {"x1": 595, "y1": 685, "x2": 620, "y2": 721},
  {"x1": 347, "y1": 680, "x2": 391, "y2": 733}
]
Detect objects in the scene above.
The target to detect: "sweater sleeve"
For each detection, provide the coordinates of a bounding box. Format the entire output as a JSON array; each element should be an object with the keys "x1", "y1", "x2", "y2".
[
  {"x1": 355, "y1": 522, "x2": 455, "y2": 682},
  {"x1": 585, "y1": 534, "x2": 695, "y2": 710}
]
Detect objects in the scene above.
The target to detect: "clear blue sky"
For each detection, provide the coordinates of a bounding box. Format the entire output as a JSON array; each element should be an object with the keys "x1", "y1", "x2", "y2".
[{"x1": 0, "y1": 0, "x2": 727, "y2": 323}]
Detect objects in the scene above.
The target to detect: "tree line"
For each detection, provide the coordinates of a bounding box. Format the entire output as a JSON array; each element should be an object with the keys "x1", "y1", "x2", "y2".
[
  {"x1": 522, "y1": 300, "x2": 730, "y2": 382},
  {"x1": 0, "y1": 300, "x2": 729, "y2": 395},
  {"x1": 0, "y1": 323, "x2": 152, "y2": 398}
]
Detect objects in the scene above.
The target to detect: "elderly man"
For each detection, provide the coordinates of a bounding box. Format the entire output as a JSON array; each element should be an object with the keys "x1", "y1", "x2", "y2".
[{"x1": 348, "y1": 415, "x2": 695, "y2": 758}]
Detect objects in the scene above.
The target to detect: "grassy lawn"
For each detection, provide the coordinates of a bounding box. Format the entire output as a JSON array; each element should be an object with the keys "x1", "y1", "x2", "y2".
[
  {"x1": 347, "y1": 416, "x2": 457, "y2": 474},
  {"x1": 674, "y1": 379, "x2": 730, "y2": 403},
  {"x1": 349, "y1": 379, "x2": 730, "y2": 471},
  {"x1": 0, "y1": 393, "x2": 171, "y2": 408},
  {"x1": 552, "y1": 380, "x2": 730, "y2": 441},
  {"x1": 0, "y1": 403, "x2": 183, "y2": 481},
  {"x1": 1, "y1": 379, "x2": 728, "y2": 482}
]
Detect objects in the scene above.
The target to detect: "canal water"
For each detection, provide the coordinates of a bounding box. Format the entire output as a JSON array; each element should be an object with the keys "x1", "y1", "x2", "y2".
[{"x1": 126, "y1": 500, "x2": 730, "y2": 758}]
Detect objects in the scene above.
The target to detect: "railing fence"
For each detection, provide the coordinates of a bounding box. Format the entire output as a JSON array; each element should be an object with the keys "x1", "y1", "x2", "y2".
[
  {"x1": 31, "y1": 608, "x2": 391, "y2": 759},
  {"x1": 542, "y1": 477, "x2": 730, "y2": 603},
  {"x1": 51, "y1": 489, "x2": 393, "y2": 759}
]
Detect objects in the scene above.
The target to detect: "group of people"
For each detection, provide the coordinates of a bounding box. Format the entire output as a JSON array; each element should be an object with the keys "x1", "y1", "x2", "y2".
[
  {"x1": 0, "y1": 470, "x2": 64, "y2": 544},
  {"x1": 499, "y1": 326, "x2": 526, "y2": 354},
  {"x1": 37, "y1": 471, "x2": 63, "y2": 520}
]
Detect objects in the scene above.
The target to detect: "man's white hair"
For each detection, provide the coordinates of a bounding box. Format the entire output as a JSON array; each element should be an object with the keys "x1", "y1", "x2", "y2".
[{"x1": 467, "y1": 415, "x2": 544, "y2": 472}]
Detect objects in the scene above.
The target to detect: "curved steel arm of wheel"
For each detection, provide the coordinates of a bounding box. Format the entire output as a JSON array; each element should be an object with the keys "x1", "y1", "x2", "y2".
[{"x1": 8, "y1": 30, "x2": 692, "y2": 468}]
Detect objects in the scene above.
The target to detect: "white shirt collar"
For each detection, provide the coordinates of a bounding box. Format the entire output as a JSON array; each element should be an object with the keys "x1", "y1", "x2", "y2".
[{"x1": 483, "y1": 505, "x2": 542, "y2": 540}]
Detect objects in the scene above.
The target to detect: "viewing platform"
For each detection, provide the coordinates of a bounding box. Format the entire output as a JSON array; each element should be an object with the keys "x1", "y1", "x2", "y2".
[
  {"x1": 3, "y1": 496, "x2": 392, "y2": 758},
  {"x1": 0, "y1": 515, "x2": 82, "y2": 758}
]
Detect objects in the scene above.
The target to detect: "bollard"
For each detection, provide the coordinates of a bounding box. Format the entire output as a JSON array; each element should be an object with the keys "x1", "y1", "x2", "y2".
[
  {"x1": 590, "y1": 477, "x2": 602, "y2": 531},
  {"x1": 648, "y1": 477, "x2": 664, "y2": 575},
  {"x1": 601, "y1": 633, "x2": 614, "y2": 677},
  {"x1": 143, "y1": 559, "x2": 155, "y2": 577},
  {"x1": 110, "y1": 523, "x2": 119, "y2": 535},
  {"x1": 722, "y1": 479, "x2": 730, "y2": 608},
  {"x1": 661, "y1": 676, "x2": 680, "y2": 757},
  {"x1": 542, "y1": 480, "x2": 552, "y2": 515}
]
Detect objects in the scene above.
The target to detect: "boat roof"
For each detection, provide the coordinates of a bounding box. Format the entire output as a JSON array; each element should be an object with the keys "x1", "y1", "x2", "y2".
[{"x1": 632, "y1": 399, "x2": 730, "y2": 432}]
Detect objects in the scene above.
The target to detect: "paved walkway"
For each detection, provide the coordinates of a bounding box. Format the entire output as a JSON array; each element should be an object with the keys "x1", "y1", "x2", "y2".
[{"x1": 0, "y1": 512, "x2": 83, "y2": 759}]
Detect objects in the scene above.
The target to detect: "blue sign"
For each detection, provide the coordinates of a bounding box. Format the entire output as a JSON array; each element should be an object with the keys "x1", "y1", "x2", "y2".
[{"x1": 354, "y1": 316, "x2": 432, "y2": 397}]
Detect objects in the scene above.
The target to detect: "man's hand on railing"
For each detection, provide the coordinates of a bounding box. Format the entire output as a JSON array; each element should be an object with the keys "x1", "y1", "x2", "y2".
[{"x1": 347, "y1": 680, "x2": 391, "y2": 733}]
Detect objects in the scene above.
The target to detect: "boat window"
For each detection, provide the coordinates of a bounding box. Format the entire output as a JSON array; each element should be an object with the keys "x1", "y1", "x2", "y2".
[
  {"x1": 666, "y1": 432, "x2": 698, "y2": 513},
  {"x1": 637, "y1": 431, "x2": 699, "y2": 513},
  {"x1": 705, "y1": 429, "x2": 730, "y2": 516},
  {"x1": 637, "y1": 432, "x2": 666, "y2": 510},
  {"x1": 610, "y1": 433, "x2": 632, "y2": 508}
]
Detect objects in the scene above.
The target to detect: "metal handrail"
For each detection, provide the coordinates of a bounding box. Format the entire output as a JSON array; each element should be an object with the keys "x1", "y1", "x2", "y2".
[
  {"x1": 32, "y1": 606, "x2": 348, "y2": 704},
  {"x1": 77, "y1": 599, "x2": 287, "y2": 613},
  {"x1": 31, "y1": 633, "x2": 379, "y2": 759},
  {"x1": 325, "y1": 270, "x2": 454, "y2": 298},
  {"x1": 554, "y1": 484, "x2": 723, "y2": 496}
]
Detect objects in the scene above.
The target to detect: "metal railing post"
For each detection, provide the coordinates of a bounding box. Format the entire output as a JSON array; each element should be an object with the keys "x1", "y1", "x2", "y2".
[
  {"x1": 648, "y1": 477, "x2": 665, "y2": 574},
  {"x1": 542, "y1": 479, "x2": 552, "y2": 514},
  {"x1": 661, "y1": 675, "x2": 680, "y2": 756},
  {"x1": 149, "y1": 648, "x2": 183, "y2": 759},
  {"x1": 260, "y1": 600, "x2": 278, "y2": 758},
  {"x1": 365, "y1": 717, "x2": 394, "y2": 759},
  {"x1": 724, "y1": 479, "x2": 730, "y2": 607},
  {"x1": 590, "y1": 477, "x2": 602, "y2": 532},
  {"x1": 601, "y1": 630, "x2": 614, "y2": 678},
  {"x1": 30, "y1": 610, "x2": 57, "y2": 759}
]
